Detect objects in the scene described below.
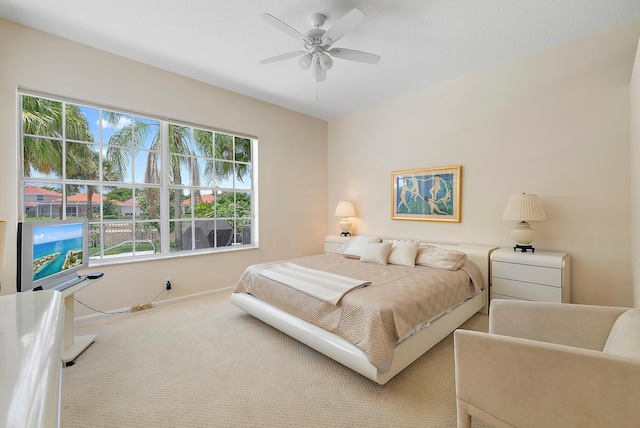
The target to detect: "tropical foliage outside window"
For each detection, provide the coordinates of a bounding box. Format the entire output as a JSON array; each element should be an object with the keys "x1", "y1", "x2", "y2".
[{"x1": 19, "y1": 92, "x2": 256, "y2": 262}]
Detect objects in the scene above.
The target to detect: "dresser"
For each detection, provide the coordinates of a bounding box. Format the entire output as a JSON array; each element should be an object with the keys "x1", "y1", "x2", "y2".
[
  {"x1": 324, "y1": 235, "x2": 351, "y2": 253},
  {"x1": 491, "y1": 248, "x2": 570, "y2": 303}
]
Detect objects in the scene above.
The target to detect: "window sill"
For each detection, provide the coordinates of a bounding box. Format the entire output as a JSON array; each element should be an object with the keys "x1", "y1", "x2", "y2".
[{"x1": 89, "y1": 244, "x2": 259, "y2": 268}]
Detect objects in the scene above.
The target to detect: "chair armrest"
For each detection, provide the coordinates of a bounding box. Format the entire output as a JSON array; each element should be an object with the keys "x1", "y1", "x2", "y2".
[
  {"x1": 489, "y1": 299, "x2": 629, "y2": 350},
  {"x1": 454, "y1": 330, "x2": 640, "y2": 427}
]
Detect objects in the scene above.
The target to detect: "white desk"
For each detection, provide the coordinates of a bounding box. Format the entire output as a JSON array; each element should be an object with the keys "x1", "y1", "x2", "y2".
[
  {"x1": 59, "y1": 277, "x2": 102, "y2": 364},
  {"x1": 0, "y1": 290, "x2": 64, "y2": 427}
]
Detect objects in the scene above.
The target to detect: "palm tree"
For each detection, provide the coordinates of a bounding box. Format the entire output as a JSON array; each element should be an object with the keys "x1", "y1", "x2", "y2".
[
  {"x1": 197, "y1": 132, "x2": 251, "y2": 186},
  {"x1": 22, "y1": 96, "x2": 115, "y2": 218},
  {"x1": 106, "y1": 120, "x2": 202, "y2": 249}
]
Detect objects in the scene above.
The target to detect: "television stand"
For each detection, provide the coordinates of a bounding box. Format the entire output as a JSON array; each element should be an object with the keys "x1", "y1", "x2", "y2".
[{"x1": 60, "y1": 276, "x2": 103, "y2": 365}]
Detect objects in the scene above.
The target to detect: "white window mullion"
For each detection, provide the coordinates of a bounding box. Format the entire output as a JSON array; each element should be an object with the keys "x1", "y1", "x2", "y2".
[
  {"x1": 61, "y1": 101, "x2": 67, "y2": 219},
  {"x1": 160, "y1": 122, "x2": 170, "y2": 255}
]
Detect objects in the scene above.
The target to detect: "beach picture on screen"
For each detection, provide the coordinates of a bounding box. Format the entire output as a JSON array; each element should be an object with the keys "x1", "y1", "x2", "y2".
[{"x1": 33, "y1": 222, "x2": 84, "y2": 281}]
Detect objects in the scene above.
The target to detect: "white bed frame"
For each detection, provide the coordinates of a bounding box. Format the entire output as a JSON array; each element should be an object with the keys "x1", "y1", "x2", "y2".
[{"x1": 230, "y1": 240, "x2": 497, "y2": 385}]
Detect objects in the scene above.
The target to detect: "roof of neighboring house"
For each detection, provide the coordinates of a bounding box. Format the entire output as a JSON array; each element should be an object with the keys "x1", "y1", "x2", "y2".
[
  {"x1": 66, "y1": 192, "x2": 105, "y2": 203},
  {"x1": 23, "y1": 185, "x2": 61, "y2": 197},
  {"x1": 116, "y1": 198, "x2": 139, "y2": 207},
  {"x1": 182, "y1": 194, "x2": 215, "y2": 205}
]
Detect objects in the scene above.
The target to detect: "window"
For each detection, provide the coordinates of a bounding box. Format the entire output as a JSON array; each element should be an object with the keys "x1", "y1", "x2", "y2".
[{"x1": 19, "y1": 92, "x2": 256, "y2": 263}]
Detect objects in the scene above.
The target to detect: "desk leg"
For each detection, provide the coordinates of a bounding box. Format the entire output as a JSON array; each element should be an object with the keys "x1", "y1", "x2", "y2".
[{"x1": 62, "y1": 293, "x2": 95, "y2": 364}]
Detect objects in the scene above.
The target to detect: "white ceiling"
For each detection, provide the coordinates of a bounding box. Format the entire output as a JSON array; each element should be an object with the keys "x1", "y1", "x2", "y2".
[{"x1": 1, "y1": 1, "x2": 639, "y2": 120}]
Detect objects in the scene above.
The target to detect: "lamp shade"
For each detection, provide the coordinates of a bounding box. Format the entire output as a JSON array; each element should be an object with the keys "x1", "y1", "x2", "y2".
[
  {"x1": 298, "y1": 53, "x2": 313, "y2": 70},
  {"x1": 0, "y1": 220, "x2": 6, "y2": 271},
  {"x1": 334, "y1": 201, "x2": 356, "y2": 218},
  {"x1": 502, "y1": 194, "x2": 547, "y2": 222}
]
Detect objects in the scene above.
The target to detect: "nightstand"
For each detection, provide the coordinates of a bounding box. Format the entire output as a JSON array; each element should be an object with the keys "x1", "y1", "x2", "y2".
[
  {"x1": 324, "y1": 235, "x2": 351, "y2": 253},
  {"x1": 491, "y1": 248, "x2": 570, "y2": 303}
]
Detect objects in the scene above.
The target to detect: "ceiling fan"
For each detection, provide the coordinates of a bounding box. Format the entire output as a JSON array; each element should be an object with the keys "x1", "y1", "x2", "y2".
[{"x1": 259, "y1": 8, "x2": 381, "y2": 82}]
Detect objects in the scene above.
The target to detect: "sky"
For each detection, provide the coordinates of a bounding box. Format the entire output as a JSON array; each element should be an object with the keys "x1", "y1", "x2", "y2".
[{"x1": 33, "y1": 222, "x2": 83, "y2": 244}]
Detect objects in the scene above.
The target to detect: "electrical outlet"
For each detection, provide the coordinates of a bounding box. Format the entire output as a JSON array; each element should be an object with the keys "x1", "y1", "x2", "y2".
[{"x1": 165, "y1": 278, "x2": 172, "y2": 291}]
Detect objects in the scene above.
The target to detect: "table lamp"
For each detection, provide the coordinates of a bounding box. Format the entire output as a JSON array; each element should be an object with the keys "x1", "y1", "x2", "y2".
[
  {"x1": 502, "y1": 194, "x2": 547, "y2": 252},
  {"x1": 334, "y1": 201, "x2": 356, "y2": 236}
]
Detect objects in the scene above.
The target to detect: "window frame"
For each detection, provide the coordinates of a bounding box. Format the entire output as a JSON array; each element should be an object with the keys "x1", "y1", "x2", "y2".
[{"x1": 18, "y1": 89, "x2": 258, "y2": 266}]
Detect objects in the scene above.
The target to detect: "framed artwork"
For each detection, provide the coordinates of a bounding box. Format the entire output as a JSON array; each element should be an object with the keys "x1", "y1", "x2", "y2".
[{"x1": 392, "y1": 165, "x2": 461, "y2": 222}]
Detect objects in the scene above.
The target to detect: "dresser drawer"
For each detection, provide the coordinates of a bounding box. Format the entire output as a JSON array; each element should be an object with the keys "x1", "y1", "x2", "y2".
[
  {"x1": 492, "y1": 278, "x2": 562, "y2": 302},
  {"x1": 492, "y1": 261, "x2": 561, "y2": 287},
  {"x1": 324, "y1": 235, "x2": 350, "y2": 254},
  {"x1": 491, "y1": 292, "x2": 525, "y2": 301}
]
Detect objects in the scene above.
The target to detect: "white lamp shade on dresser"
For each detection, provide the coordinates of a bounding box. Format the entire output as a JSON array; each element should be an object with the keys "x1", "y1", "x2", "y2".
[
  {"x1": 334, "y1": 201, "x2": 356, "y2": 236},
  {"x1": 502, "y1": 194, "x2": 547, "y2": 251}
]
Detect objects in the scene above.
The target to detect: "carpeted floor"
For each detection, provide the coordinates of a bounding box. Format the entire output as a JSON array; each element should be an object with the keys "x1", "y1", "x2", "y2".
[{"x1": 62, "y1": 292, "x2": 491, "y2": 427}]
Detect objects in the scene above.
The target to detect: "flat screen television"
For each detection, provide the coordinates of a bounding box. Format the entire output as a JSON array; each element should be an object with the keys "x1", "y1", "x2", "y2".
[{"x1": 17, "y1": 218, "x2": 89, "y2": 292}]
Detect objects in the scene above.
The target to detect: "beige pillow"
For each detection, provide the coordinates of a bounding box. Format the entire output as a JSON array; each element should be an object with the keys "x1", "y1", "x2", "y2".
[
  {"x1": 359, "y1": 242, "x2": 392, "y2": 265},
  {"x1": 416, "y1": 245, "x2": 467, "y2": 270},
  {"x1": 338, "y1": 235, "x2": 382, "y2": 258},
  {"x1": 387, "y1": 240, "x2": 420, "y2": 267}
]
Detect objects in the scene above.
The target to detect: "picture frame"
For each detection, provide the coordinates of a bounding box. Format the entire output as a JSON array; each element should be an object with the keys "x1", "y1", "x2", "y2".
[{"x1": 391, "y1": 165, "x2": 461, "y2": 222}]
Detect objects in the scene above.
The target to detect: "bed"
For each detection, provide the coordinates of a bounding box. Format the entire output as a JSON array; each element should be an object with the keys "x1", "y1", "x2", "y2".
[{"x1": 231, "y1": 237, "x2": 497, "y2": 385}]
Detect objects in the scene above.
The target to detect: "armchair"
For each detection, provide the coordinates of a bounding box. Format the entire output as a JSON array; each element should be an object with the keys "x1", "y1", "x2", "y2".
[{"x1": 454, "y1": 299, "x2": 640, "y2": 428}]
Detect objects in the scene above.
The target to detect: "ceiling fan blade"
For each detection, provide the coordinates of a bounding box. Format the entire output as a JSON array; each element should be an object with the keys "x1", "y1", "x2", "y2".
[
  {"x1": 321, "y1": 8, "x2": 366, "y2": 45},
  {"x1": 261, "y1": 13, "x2": 308, "y2": 44},
  {"x1": 259, "y1": 51, "x2": 306, "y2": 64},
  {"x1": 327, "y1": 48, "x2": 380, "y2": 64}
]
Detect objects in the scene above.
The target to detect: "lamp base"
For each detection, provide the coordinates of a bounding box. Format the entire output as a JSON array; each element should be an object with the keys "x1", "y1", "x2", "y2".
[
  {"x1": 513, "y1": 244, "x2": 535, "y2": 253},
  {"x1": 338, "y1": 218, "x2": 352, "y2": 236}
]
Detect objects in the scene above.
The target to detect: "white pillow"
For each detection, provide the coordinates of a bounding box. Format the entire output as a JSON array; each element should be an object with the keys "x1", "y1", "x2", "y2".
[
  {"x1": 338, "y1": 235, "x2": 382, "y2": 258},
  {"x1": 387, "y1": 240, "x2": 420, "y2": 267},
  {"x1": 415, "y1": 245, "x2": 467, "y2": 270},
  {"x1": 359, "y1": 242, "x2": 392, "y2": 265}
]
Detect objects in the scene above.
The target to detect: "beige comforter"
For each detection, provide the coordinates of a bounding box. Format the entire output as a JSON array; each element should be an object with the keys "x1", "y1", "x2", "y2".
[{"x1": 233, "y1": 253, "x2": 483, "y2": 372}]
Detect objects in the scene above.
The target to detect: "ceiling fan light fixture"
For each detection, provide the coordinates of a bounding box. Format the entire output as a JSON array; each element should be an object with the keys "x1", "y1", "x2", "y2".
[
  {"x1": 319, "y1": 53, "x2": 333, "y2": 70},
  {"x1": 298, "y1": 53, "x2": 313, "y2": 70}
]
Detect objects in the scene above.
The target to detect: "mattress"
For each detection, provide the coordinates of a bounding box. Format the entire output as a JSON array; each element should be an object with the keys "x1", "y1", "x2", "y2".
[{"x1": 233, "y1": 253, "x2": 483, "y2": 372}]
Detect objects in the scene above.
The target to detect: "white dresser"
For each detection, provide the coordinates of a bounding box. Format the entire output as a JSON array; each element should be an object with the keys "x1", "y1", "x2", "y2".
[
  {"x1": 491, "y1": 248, "x2": 570, "y2": 303},
  {"x1": 324, "y1": 235, "x2": 350, "y2": 253}
]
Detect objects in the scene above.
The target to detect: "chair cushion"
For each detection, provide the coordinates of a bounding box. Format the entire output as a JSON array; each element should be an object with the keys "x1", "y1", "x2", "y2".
[{"x1": 602, "y1": 309, "x2": 640, "y2": 359}]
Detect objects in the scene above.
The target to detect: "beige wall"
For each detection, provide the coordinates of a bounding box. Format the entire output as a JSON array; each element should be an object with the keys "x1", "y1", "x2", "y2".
[
  {"x1": 328, "y1": 18, "x2": 640, "y2": 307},
  {"x1": 2, "y1": 17, "x2": 638, "y2": 311},
  {"x1": 0, "y1": 19, "x2": 328, "y2": 313},
  {"x1": 631, "y1": 38, "x2": 640, "y2": 309}
]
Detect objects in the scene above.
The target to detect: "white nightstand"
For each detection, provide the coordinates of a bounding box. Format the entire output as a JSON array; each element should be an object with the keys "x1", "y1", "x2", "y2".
[
  {"x1": 491, "y1": 248, "x2": 571, "y2": 303},
  {"x1": 324, "y1": 235, "x2": 351, "y2": 253}
]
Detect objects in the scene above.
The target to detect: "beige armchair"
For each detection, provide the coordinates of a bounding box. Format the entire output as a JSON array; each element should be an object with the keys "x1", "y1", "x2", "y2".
[{"x1": 454, "y1": 299, "x2": 640, "y2": 428}]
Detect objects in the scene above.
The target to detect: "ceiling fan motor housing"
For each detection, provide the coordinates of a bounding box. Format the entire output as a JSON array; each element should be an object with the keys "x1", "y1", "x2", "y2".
[{"x1": 305, "y1": 28, "x2": 326, "y2": 48}]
